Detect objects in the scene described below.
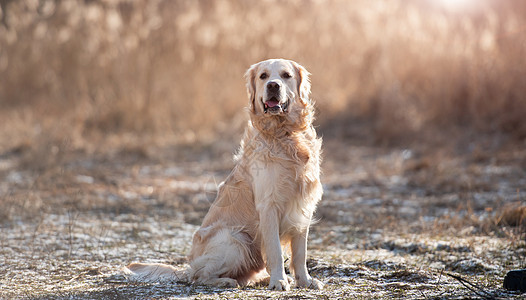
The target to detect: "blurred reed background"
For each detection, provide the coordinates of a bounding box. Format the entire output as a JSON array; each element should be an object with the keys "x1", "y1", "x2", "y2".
[{"x1": 1, "y1": 0, "x2": 526, "y2": 153}]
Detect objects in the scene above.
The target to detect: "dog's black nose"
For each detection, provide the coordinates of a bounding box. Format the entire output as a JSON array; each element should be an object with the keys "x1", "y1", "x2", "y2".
[{"x1": 267, "y1": 81, "x2": 280, "y2": 93}]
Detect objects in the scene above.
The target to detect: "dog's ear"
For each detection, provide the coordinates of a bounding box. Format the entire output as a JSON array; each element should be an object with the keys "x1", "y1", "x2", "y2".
[
  {"x1": 292, "y1": 61, "x2": 311, "y2": 105},
  {"x1": 244, "y1": 63, "x2": 258, "y2": 113}
]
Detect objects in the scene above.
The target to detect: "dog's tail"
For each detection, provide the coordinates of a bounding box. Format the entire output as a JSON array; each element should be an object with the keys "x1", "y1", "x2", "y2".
[{"x1": 120, "y1": 262, "x2": 189, "y2": 283}]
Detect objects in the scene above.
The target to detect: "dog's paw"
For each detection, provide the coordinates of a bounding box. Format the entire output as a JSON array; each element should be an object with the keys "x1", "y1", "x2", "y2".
[
  {"x1": 287, "y1": 275, "x2": 294, "y2": 284},
  {"x1": 296, "y1": 277, "x2": 324, "y2": 290},
  {"x1": 308, "y1": 278, "x2": 324, "y2": 290},
  {"x1": 197, "y1": 277, "x2": 238, "y2": 288},
  {"x1": 215, "y1": 278, "x2": 239, "y2": 288},
  {"x1": 268, "y1": 278, "x2": 291, "y2": 291}
]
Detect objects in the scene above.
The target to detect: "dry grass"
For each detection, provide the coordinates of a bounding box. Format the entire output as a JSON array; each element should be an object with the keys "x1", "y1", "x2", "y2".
[{"x1": 2, "y1": 0, "x2": 526, "y2": 152}]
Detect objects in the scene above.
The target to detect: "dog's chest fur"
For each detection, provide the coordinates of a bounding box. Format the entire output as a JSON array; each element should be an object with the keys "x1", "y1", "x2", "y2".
[{"x1": 237, "y1": 122, "x2": 322, "y2": 235}]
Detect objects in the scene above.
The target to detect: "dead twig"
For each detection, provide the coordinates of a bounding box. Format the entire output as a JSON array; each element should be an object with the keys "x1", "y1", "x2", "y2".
[{"x1": 445, "y1": 272, "x2": 503, "y2": 300}]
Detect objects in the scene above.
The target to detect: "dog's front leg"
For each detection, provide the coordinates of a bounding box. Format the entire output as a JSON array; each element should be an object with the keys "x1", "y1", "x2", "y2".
[
  {"x1": 290, "y1": 227, "x2": 324, "y2": 289},
  {"x1": 259, "y1": 208, "x2": 290, "y2": 291}
]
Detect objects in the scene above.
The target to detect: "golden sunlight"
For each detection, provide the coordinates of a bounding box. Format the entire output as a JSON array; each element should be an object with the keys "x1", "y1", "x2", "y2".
[{"x1": 436, "y1": 0, "x2": 475, "y2": 10}]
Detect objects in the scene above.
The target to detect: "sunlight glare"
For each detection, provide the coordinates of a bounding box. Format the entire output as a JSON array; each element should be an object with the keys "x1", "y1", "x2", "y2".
[
  {"x1": 436, "y1": 0, "x2": 475, "y2": 11},
  {"x1": 435, "y1": 0, "x2": 475, "y2": 10}
]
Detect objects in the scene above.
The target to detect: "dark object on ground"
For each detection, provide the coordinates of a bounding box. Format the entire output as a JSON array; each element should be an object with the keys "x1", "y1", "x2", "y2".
[{"x1": 503, "y1": 269, "x2": 526, "y2": 292}]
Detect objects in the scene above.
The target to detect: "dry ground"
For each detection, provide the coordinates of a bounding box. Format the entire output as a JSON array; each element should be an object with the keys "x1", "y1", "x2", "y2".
[{"x1": 1, "y1": 133, "x2": 525, "y2": 299}]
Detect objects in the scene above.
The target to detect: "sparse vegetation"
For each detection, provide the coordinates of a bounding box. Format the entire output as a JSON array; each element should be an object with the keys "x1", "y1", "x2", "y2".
[{"x1": 1, "y1": 0, "x2": 525, "y2": 299}]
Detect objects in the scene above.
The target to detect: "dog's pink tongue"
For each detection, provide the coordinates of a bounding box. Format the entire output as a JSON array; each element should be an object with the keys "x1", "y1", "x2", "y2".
[{"x1": 266, "y1": 100, "x2": 279, "y2": 108}]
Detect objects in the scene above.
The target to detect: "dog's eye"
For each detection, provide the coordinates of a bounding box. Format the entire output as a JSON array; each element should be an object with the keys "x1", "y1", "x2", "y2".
[
  {"x1": 281, "y1": 72, "x2": 292, "y2": 79},
  {"x1": 259, "y1": 73, "x2": 268, "y2": 80}
]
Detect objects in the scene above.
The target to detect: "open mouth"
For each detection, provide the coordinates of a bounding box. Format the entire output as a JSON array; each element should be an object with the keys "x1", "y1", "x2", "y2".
[{"x1": 263, "y1": 97, "x2": 289, "y2": 114}]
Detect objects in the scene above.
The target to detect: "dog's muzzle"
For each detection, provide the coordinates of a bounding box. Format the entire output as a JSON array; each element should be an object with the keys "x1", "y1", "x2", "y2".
[
  {"x1": 263, "y1": 81, "x2": 289, "y2": 115},
  {"x1": 263, "y1": 97, "x2": 290, "y2": 114}
]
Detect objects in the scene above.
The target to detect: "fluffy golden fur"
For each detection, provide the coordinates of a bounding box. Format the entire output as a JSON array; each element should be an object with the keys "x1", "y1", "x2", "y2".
[{"x1": 124, "y1": 59, "x2": 323, "y2": 290}]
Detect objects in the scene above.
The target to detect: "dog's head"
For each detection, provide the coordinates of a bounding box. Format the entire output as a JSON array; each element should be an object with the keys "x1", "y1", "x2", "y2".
[{"x1": 245, "y1": 59, "x2": 311, "y2": 118}]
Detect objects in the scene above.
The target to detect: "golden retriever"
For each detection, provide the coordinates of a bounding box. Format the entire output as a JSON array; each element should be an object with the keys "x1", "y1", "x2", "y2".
[{"x1": 123, "y1": 59, "x2": 323, "y2": 291}]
